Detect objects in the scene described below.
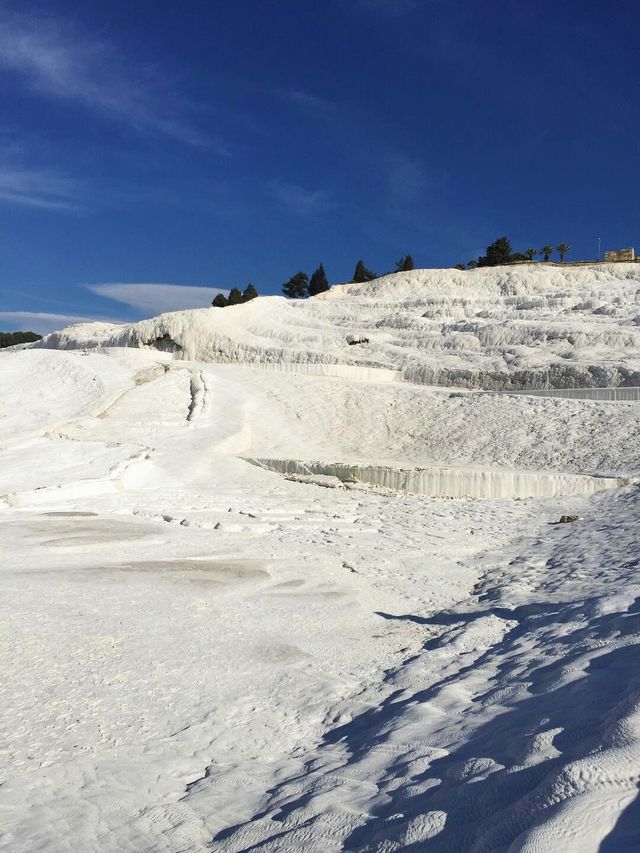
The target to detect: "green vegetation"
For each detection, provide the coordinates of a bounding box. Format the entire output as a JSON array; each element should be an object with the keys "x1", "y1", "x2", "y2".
[
  {"x1": 211, "y1": 283, "x2": 260, "y2": 308},
  {"x1": 0, "y1": 330, "x2": 42, "y2": 348},
  {"x1": 282, "y1": 272, "x2": 309, "y2": 299},
  {"x1": 352, "y1": 259, "x2": 377, "y2": 283},
  {"x1": 215, "y1": 241, "x2": 578, "y2": 301},
  {"x1": 308, "y1": 264, "x2": 330, "y2": 296},
  {"x1": 253, "y1": 253, "x2": 423, "y2": 301},
  {"x1": 227, "y1": 287, "x2": 244, "y2": 305},
  {"x1": 242, "y1": 283, "x2": 259, "y2": 301},
  {"x1": 458, "y1": 237, "x2": 572, "y2": 269},
  {"x1": 477, "y1": 236, "x2": 513, "y2": 267},
  {"x1": 395, "y1": 255, "x2": 414, "y2": 272}
]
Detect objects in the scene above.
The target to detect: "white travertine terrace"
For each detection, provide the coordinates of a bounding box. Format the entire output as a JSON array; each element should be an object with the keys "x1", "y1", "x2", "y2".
[
  {"x1": 4, "y1": 263, "x2": 640, "y2": 852},
  {"x1": 246, "y1": 457, "x2": 630, "y2": 499},
  {"x1": 37, "y1": 263, "x2": 640, "y2": 390}
]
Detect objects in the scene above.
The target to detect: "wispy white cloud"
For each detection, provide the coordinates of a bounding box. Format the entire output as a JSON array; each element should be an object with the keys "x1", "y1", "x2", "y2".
[
  {"x1": 271, "y1": 87, "x2": 332, "y2": 112},
  {"x1": 0, "y1": 310, "x2": 114, "y2": 334},
  {"x1": 267, "y1": 180, "x2": 332, "y2": 216},
  {"x1": 0, "y1": 10, "x2": 214, "y2": 149},
  {"x1": 88, "y1": 283, "x2": 229, "y2": 316},
  {"x1": 0, "y1": 162, "x2": 83, "y2": 211},
  {"x1": 386, "y1": 153, "x2": 430, "y2": 207},
  {"x1": 372, "y1": 149, "x2": 448, "y2": 214}
]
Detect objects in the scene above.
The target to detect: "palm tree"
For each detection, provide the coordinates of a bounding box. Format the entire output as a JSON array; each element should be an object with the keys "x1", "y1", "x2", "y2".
[
  {"x1": 524, "y1": 248, "x2": 537, "y2": 261},
  {"x1": 557, "y1": 243, "x2": 571, "y2": 263},
  {"x1": 540, "y1": 245, "x2": 554, "y2": 262}
]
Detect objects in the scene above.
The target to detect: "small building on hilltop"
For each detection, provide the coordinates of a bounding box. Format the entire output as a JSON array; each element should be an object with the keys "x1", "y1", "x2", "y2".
[{"x1": 604, "y1": 247, "x2": 635, "y2": 262}]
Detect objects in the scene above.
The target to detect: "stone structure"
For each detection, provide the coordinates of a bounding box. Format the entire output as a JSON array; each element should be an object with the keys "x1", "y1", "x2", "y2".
[{"x1": 604, "y1": 247, "x2": 635, "y2": 262}]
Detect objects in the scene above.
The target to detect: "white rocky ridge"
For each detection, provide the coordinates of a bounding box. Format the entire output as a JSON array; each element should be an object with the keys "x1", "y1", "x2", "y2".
[
  {"x1": 2, "y1": 264, "x2": 639, "y2": 851},
  {"x1": 37, "y1": 263, "x2": 640, "y2": 389}
]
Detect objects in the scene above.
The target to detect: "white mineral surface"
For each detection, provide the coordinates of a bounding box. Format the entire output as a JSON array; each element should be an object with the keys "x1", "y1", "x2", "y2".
[{"x1": 2, "y1": 264, "x2": 639, "y2": 851}]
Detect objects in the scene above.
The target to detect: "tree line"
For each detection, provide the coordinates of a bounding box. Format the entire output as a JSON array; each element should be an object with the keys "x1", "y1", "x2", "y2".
[
  {"x1": 213, "y1": 255, "x2": 415, "y2": 305},
  {"x1": 212, "y1": 239, "x2": 578, "y2": 307},
  {"x1": 456, "y1": 237, "x2": 571, "y2": 270},
  {"x1": 211, "y1": 283, "x2": 258, "y2": 308},
  {"x1": 0, "y1": 330, "x2": 42, "y2": 349},
  {"x1": 282, "y1": 255, "x2": 414, "y2": 299},
  {"x1": 259, "y1": 240, "x2": 576, "y2": 301}
]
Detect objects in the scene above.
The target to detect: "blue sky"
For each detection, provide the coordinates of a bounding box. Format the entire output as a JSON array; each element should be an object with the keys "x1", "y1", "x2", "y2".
[{"x1": 1, "y1": 0, "x2": 639, "y2": 331}]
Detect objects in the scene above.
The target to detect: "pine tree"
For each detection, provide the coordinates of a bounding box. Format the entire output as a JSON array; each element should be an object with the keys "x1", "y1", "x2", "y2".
[
  {"x1": 477, "y1": 237, "x2": 512, "y2": 267},
  {"x1": 211, "y1": 293, "x2": 228, "y2": 308},
  {"x1": 242, "y1": 283, "x2": 258, "y2": 302},
  {"x1": 227, "y1": 287, "x2": 243, "y2": 305},
  {"x1": 352, "y1": 260, "x2": 376, "y2": 283},
  {"x1": 395, "y1": 255, "x2": 414, "y2": 272},
  {"x1": 308, "y1": 264, "x2": 330, "y2": 296},
  {"x1": 282, "y1": 272, "x2": 309, "y2": 299}
]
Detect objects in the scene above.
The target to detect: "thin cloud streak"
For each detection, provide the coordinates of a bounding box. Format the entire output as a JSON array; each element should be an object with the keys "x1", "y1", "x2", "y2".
[
  {"x1": 267, "y1": 180, "x2": 332, "y2": 216},
  {"x1": 0, "y1": 310, "x2": 118, "y2": 335},
  {"x1": 271, "y1": 86, "x2": 333, "y2": 113},
  {"x1": 384, "y1": 152, "x2": 447, "y2": 211},
  {"x1": 0, "y1": 10, "x2": 215, "y2": 149},
  {"x1": 0, "y1": 163, "x2": 83, "y2": 211},
  {"x1": 88, "y1": 283, "x2": 229, "y2": 315}
]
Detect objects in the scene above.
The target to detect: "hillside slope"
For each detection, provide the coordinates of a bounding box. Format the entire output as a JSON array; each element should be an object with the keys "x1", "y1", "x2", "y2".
[
  {"x1": 2, "y1": 265, "x2": 639, "y2": 851},
  {"x1": 37, "y1": 263, "x2": 640, "y2": 390}
]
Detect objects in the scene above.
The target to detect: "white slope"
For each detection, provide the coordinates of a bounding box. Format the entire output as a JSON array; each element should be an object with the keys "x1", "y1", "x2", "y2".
[
  {"x1": 36, "y1": 263, "x2": 640, "y2": 390},
  {"x1": 2, "y1": 265, "x2": 639, "y2": 852}
]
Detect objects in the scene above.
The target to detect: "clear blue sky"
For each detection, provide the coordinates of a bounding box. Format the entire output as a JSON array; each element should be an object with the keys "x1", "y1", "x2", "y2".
[{"x1": 1, "y1": 0, "x2": 639, "y2": 331}]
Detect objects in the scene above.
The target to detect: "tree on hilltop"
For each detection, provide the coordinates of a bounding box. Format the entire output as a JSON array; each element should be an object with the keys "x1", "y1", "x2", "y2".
[
  {"x1": 524, "y1": 248, "x2": 537, "y2": 261},
  {"x1": 242, "y1": 283, "x2": 258, "y2": 301},
  {"x1": 212, "y1": 284, "x2": 258, "y2": 308},
  {"x1": 282, "y1": 272, "x2": 309, "y2": 299},
  {"x1": 352, "y1": 260, "x2": 376, "y2": 283},
  {"x1": 477, "y1": 236, "x2": 512, "y2": 267},
  {"x1": 308, "y1": 264, "x2": 330, "y2": 296},
  {"x1": 395, "y1": 255, "x2": 414, "y2": 272},
  {"x1": 540, "y1": 245, "x2": 554, "y2": 262},
  {"x1": 557, "y1": 243, "x2": 571, "y2": 263}
]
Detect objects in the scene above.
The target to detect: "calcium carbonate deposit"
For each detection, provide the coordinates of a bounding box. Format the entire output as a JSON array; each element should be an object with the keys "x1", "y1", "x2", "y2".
[
  {"x1": 37, "y1": 263, "x2": 640, "y2": 389},
  {"x1": 2, "y1": 263, "x2": 639, "y2": 852}
]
